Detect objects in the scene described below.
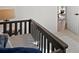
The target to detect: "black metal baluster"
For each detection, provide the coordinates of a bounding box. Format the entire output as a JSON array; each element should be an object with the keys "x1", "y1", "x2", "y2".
[
  {"x1": 29, "y1": 20, "x2": 31, "y2": 33},
  {"x1": 41, "y1": 33, "x2": 43, "y2": 53},
  {"x1": 24, "y1": 21, "x2": 27, "y2": 34},
  {"x1": 36, "y1": 29, "x2": 38, "y2": 43},
  {"x1": 20, "y1": 22, "x2": 22, "y2": 35},
  {"x1": 35, "y1": 26, "x2": 37, "y2": 41},
  {"x1": 31, "y1": 23, "x2": 33, "y2": 36},
  {"x1": 34, "y1": 25, "x2": 36, "y2": 41},
  {"x1": 47, "y1": 40, "x2": 50, "y2": 53},
  {"x1": 32, "y1": 24, "x2": 34, "y2": 39},
  {"x1": 15, "y1": 22, "x2": 17, "y2": 35},
  {"x1": 38, "y1": 31, "x2": 40, "y2": 49},
  {"x1": 31, "y1": 23, "x2": 33, "y2": 35},
  {"x1": 44, "y1": 36, "x2": 46, "y2": 53},
  {"x1": 9, "y1": 23, "x2": 12, "y2": 36},
  {"x1": 3, "y1": 23, "x2": 7, "y2": 33}
]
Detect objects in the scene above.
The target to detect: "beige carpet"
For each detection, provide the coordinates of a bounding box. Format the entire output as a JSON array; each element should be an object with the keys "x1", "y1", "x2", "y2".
[
  {"x1": 54, "y1": 30, "x2": 79, "y2": 53},
  {"x1": 9, "y1": 34, "x2": 38, "y2": 48},
  {"x1": 7, "y1": 30, "x2": 79, "y2": 53}
]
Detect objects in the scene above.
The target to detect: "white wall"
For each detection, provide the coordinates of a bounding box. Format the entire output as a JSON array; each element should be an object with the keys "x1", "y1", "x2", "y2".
[
  {"x1": 0, "y1": 6, "x2": 57, "y2": 33},
  {"x1": 67, "y1": 6, "x2": 79, "y2": 35}
]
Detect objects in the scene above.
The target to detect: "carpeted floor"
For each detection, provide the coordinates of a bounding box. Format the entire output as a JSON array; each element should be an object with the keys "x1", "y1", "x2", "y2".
[
  {"x1": 9, "y1": 34, "x2": 38, "y2": 48},
  {"x1": 6, "y1": 30, "x2": 79, "y2": 53},
  {"x1": 54, "y1": 30, "x2": 79, "y2": 53}
]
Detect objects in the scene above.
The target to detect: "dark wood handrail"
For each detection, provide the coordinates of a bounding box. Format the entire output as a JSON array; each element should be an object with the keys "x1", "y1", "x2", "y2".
[{"x1": 0, "y1": 20, "x2": 30, "y2": 24}]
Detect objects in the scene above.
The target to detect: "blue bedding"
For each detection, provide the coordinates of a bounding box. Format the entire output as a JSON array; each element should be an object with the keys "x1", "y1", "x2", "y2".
[{"x1": 0, "y1": 47, "x2": 41, "y2": 53}]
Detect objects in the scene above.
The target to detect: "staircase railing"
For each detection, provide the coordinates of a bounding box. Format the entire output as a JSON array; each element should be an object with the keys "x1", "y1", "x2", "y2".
[
  {"x1": 0, "y1": 19, "x2": 68, "y2": 53},
  {"x1": 30, "y1": 19, "x2": 68, "y2": 53}
]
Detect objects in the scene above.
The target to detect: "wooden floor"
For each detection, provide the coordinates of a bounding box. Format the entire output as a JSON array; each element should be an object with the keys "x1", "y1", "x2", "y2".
[{"x1": 9, "y1": 34, "x2": 38, "y2": 48}]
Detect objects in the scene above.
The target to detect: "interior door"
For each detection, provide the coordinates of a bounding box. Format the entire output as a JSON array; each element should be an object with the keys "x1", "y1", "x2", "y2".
[{"x1": 67, "y1": 6, "x2": 79, "y2": 35}]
